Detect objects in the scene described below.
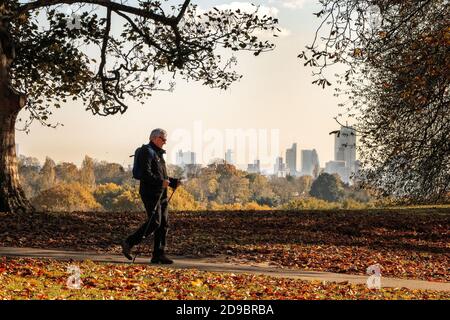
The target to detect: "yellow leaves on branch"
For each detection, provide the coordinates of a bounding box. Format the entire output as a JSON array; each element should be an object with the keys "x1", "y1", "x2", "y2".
[
  {"x1": 352, "y1": 48, "x2": 363, "y2": 58},
  {"x1": 31, "y1": 183, "x2": 102, "y2": 212},
  {"x1": 168, "y1": 186, "x2": 205, "y2": 211}
]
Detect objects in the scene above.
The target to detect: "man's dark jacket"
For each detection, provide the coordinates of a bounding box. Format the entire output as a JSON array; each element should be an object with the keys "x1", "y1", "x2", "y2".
[{"x1": 138, "y1": 141, "x2": 178, "y2": 198}]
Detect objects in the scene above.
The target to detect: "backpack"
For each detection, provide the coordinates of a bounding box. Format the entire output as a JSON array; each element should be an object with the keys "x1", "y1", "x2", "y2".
[{"x1": 131, "y1": 144, "x2": 146, "y2": 180}]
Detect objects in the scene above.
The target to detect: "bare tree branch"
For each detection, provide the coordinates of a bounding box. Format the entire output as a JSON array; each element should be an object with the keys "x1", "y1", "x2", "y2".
[{"x1": 17, "y1": 0, "x2": 176, "y2": 25}]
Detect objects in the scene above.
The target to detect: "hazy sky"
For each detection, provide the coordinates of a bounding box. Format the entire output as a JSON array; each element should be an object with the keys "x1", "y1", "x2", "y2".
[{"x1": 16, "y1": 0, "x2": 349, "y2": 171}]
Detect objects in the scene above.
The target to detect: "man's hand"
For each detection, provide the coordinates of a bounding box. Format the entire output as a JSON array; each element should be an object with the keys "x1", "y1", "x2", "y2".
[
  {"x1": 163, "y1": 180, "x2": 170, "y2": 188},
  {"x1": 168, "y1": 178, "x2": 183, "y2": 189}
]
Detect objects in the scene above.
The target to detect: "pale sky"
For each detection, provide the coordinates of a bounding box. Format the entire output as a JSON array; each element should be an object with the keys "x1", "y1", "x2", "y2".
[{"x1": 16, "y1": 0, "x2": 350, "y2": 171}]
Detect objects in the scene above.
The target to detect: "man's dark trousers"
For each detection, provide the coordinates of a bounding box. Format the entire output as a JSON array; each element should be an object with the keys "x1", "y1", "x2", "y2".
[{"x1": 126, "y1": 190, "x2": 169, "y2": 254}]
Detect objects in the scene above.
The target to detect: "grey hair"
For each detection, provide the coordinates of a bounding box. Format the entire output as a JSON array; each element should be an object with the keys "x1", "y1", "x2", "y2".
[{"x1": 150, "y1": 128, "x2": 167, "y2": 141}]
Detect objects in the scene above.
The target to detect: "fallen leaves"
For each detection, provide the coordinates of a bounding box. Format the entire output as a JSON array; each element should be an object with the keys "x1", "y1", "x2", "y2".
[
  {"x1": 191, "y1": 279, "x2": 203, "y2": 287},
  {"x1": 0, "y1": 208, "x2": 448, "y2": 282}
]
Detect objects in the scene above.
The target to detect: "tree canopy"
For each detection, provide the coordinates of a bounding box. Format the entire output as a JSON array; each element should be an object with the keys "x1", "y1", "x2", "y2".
[
  {"x1": 301, "y1": 0, "x2": 449, "y2": 203},
  {"x1": 4, "y1": 0, "x2": 279, "y2": 128},
  {"x1": 310, "y1": 173, "x2": 343, "y2": 202}
]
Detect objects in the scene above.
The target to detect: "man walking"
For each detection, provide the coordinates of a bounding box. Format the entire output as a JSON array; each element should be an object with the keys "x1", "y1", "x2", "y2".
[{"x1": 122, "y1": 128, "x2": 180, "y2": 264}]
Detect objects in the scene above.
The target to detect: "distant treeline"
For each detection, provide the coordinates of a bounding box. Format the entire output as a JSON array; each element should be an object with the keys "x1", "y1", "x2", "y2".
[{"x1": 18, "y1": 155, "x2": 375, "y2": 212}]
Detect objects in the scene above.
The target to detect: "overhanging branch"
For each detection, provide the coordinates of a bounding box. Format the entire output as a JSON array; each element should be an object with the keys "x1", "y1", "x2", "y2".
[{"x1": 17, "y1": 0, "x2": 190, "y2": 26}]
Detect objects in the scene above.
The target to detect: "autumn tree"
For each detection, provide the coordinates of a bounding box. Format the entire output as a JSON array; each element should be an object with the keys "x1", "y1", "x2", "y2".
[
  {"x1": 31, "y1": 182, "x2": 102, "y2": 212},
  {"x1": 310, "y1": 173, "x2": 344, "y2": 202},
  {"x1": 167, "y1": 164, "x2": 184, "y2": 179},
  {"x1": 94, "y1": 161, "x2": 127, "y2": 185},
  {"x1": 184, "y1": 163, "x2": 202, "y2": 178},
  {"x1": 301, "y1": 0, "x2": 449, "y2": 203},
  {"x1": 111, "y1": 186, "x2": 143, "y2": 212},
  {"x1": 17, "y1": 155, "x2": 41, "y2": 197},
  {"x1": 0, "y1": 0, "x2": 278, "y2": 213},
  {"x1": 168, "y1": 185, "x2": 204, "y2": 210},
  {"x1": 93, "y1": 183, "x2": 147, "y2": 211},
  {"x1": 247, "y1": 173, "x2": 275, "y2": 206},
  {"x1": 269, "y1": 176, "x2": 297, "y2": 205},
  {"x1": 183, "y1": 177, "x2": 204, "y2": 202},
  {"x1": 93, "y1": 182, "x2": 122, "y2": 211},
  {"x1": 216, "y1": 174, "x2": 250, "y2": 204},
  {"x1": 80, "y1": 155, "x2": 95, "y2": 187},
  {"x1": 39, "y1": 157, "x2": 56, "y2": 191},
  {"x1": 55, "y1": 162, "x2": 79, "y2": 184},
  {"x1": 207, "y1": 163, "x2": 250, "y2": 204},
  {"x1": 182, "y1": 162, "x2": 253, "y2": 205},
  {"x1": 17, "y1": 154, "x2": 40, "y2": 168}
]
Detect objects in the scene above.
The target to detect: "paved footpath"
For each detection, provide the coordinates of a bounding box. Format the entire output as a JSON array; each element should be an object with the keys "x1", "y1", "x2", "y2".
[{"x1": 1, "y1": 247, "x2": 449, "y2": 292}]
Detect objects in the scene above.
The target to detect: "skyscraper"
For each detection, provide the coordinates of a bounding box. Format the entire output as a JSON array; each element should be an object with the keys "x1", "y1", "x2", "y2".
[
  {"x1": 301, "y1": 149, "x2": 320, "y2": 176},
  {"x1": 286, "y1": 143, "x2": 297, "y2": 176},
  {"x1": 325, "y1": 160, "x2": 347, "y2": 181},
  {"x1": 176, "y1": 150, "x2": 196, "y2": 167},
  {"x1": 326, "y1": 126, "x2": 358, "y2": 183},
  {"x1": 334, "y1": 126, "x2": 356, "y2": 168},
  {"x1": 274, "y1": 156, "x2": 287, "y2": 177},
  {"x1": 247, "y1": 159, "x2": 261, "y2": 174},
  {"x1": 225, "y1": 149, "x2": 234, "y2": 165}
]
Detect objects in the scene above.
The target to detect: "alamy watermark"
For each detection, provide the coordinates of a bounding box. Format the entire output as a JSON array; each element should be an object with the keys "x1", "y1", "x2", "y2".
[
  {"x1": 366, "y1": 264, "x2": 382, "y2": 289},
  {"x1": 367, "y1": 4, "x2": 382, "y2": 31},
  {"x1": 66, "y1": 265, "x2": 82, "y2": 290},
  {"x1": 170, "y1": 121, "x2": 281, "y2": 167}
]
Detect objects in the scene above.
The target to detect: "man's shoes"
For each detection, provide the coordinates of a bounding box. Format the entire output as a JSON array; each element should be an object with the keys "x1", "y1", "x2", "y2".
[
  {"x1": 121, "y1": 240, "x2": 133, "y2": 261},
  {"x1": 150, "y1": 253, "x2": 174, "y2": 264},
  {"x1": 158, "y1": 254, "x2": 174, "y2": 264},
  {"x1": 150, "y1": 256, "x2": 160, "y2": 264}
]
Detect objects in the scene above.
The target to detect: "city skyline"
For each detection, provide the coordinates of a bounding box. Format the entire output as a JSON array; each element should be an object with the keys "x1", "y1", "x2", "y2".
[
  {"x1": 147, "y1": 125, "x2": 358, "y2": 178},
  {"x1": 18, "y1": 124, "x2": 358, "y2": 176}
]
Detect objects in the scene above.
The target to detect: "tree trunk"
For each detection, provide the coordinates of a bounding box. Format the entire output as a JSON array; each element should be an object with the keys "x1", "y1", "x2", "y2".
[
  {"x1": 0, "y1": 21, "x2": 33, "y2": 214},
  {"x1": 0, "y1": 85, "x2": 33, "y2": 213}
]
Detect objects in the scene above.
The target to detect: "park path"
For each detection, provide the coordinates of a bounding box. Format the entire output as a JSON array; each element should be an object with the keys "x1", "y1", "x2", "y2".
[{"x1": 1, "y1": 246, "x2": 449, "y2": 292}]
